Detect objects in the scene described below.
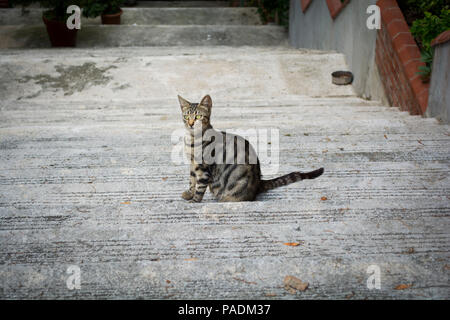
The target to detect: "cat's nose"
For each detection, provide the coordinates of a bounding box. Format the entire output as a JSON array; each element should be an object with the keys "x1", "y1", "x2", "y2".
[{"x1": 188, "y1": 119, "x2": 195, "y2": 127}]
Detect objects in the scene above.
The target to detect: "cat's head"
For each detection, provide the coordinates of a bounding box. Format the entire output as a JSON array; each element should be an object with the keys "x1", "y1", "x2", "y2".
[{"x1": 178, "y1": 95, "x2": 212, "y2": 131}]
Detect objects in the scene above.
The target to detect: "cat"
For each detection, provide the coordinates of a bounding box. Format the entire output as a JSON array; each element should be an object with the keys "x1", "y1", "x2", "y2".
[{"x1": 178, "y1": 94, "x2": 324, "y2": 203}]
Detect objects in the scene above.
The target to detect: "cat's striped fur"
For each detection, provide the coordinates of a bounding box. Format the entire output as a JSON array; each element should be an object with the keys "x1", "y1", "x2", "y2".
[{"x1": 179, "y1": 95, "x2": 324, "y2": 203}]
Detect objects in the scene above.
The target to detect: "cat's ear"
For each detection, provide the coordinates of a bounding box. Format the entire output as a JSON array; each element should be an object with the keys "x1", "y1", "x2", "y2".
[
  {"x1": 200, "y1": 95, "x2": 212, "y2": 111},
  {"x1": 178, "y1": 95, "x2": 190, "y2": 109}
]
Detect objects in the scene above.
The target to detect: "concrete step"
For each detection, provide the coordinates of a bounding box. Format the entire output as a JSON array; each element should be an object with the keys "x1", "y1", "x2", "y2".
[
  {"x1": 0, "y1": 47, "x2": 349, "y2": 101},
  {"x1": 0, "y1": 40, "x2": 449, "y2": 299},
  {"x1": 0, "y1": 7, "x2": 263, "y2": 26},
  {"x1": 1, "y1": 94, "x2": 449, "y2": 298},
  {"x1": 0, "y1": 98, "x2": 444, "y2": 138},
  {"x1": 0, "y1": 24, "x2": 286, "y2": 48},
  {"x1": 8, "y1": 1, "x2": 232, "y2": 8},
  {"x1": 134, "y1": 1, "x2": 231, "y2": 7}
]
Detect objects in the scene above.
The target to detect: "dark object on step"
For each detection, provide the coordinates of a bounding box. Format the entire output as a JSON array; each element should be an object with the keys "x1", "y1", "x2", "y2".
[
  {"x1": 124, "y1": 0, "x2": 137, "y2": 6},
  {"x1": 332, "y1": 71, "x2": 354, "y2": 85},
  {"x1": 0, "y1": 0, "x2": 9, "y2": 8}
]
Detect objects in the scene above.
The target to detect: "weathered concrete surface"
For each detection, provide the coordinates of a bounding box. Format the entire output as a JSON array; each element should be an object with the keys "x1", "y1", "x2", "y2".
[
  {"x1": 0, "y1": 4, "x2": 273, "y2": 49},
  {"x1": 0, "y1": 24, "x2": 287, "y2": 48},
  {"x1": 7, "y1": 0, "x2": 230, "y2": 8},
  {"x1": 0, "y1": 47, "x2": 449, "y2": 299},
  {"x1": 0, "y1": 47, "x2": 353, "y2": 101},
  {"x1": 135, "y1": 1, "x2": 230, "y2": 7},
  {"x1": 0, "y1": 7, "x2": 262, "y2": 26}
]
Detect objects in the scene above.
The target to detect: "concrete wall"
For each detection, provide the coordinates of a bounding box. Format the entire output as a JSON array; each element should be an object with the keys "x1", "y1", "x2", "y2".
[
  {"x1": 289, "y1": 0, "x2": 387, "y2": 104},
  {"x1": 426, "y1": 42, "x2": 450, "y2": 124}
]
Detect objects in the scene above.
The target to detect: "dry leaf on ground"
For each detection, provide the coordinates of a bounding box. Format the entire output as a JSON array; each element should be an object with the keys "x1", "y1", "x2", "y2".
[
  {"x1": 283, "y1": 275, "x2": 309, "y2": 293},
  {"x1": 394, "y1": 284, "x2": 412, "y2": 290},
  {"x1": 184, "y1": 258, "x2": 198, "y2": 262},
  {"x1": 345, "y1": 291, "x2": 355, "y2": 299},
  {"x1": 283, "y1": 242, "x2": 300, "y2": 247},
  {"x1": 265, "y1": 292, "x2": 277, "y2": 297}
]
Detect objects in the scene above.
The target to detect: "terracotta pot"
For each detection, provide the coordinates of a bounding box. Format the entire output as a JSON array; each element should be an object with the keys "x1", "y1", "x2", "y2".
[
  {"x1": 101, "y1": 9, "x2": 123, "y2": 25},
  {"x1": 0, "y1": 0, "x2": 9, "y2": 8},
  {"x1": 42, "y1": 15, "x2": 78, "y2": 47}
]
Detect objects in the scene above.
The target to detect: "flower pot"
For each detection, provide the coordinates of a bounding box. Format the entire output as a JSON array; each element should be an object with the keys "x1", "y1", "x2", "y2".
[
  {"x1": 101, "y1": 9, "x2": 123, "y2": 25},
  {"x1": 0, "y1": 0, "x2": 9, "y2": 8},
  {"x1": 229, "y1": 0, "x2": 240, "y2": 7},
  {"x1": 42, "y1": 15, "x2": 78, "y2": 47}
]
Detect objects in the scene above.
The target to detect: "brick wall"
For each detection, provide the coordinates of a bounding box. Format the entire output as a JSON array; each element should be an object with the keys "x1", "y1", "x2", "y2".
[{"x1": 375, "y1": 0, "x2": 429, "y2": 115}]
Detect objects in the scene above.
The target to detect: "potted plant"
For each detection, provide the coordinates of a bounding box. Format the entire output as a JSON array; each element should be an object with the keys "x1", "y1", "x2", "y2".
[
  {"x1": 254, "y1": 0, "x2": 290, "y2": 26},
  {"x1": 10, "y1": 0, "x2": 82, "y2": 47},
  {"x1": 82, "y1": 0, "x2": 125, "y2": 25},
  {"x1": 0, "y1": 0, "x2": 10, "y2": 8}
]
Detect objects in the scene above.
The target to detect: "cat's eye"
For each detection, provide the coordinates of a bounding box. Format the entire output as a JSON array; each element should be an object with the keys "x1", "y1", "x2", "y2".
[
  {"x1": 184, "y1": 115, "x2": 189, "y2": 120},
  {"x1": 196, "y1": 115, "x2": 203, "y2": 119}
]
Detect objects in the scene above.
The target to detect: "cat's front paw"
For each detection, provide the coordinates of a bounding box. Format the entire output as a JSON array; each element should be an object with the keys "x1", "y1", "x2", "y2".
[{"x1": 182, "y1": 190, "x2": 194, "y2": 200}]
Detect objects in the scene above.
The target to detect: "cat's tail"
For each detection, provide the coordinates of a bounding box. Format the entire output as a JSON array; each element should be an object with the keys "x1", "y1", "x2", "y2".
[{"x1": 258, "y1": 168, "x2": 324, "y2": 193}]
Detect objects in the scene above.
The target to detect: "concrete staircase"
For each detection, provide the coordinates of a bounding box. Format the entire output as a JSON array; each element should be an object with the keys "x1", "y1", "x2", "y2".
[
  {"x1": 0, "y1": 2, "x2": 287, "y2": 48},
  {"x1": 0, "y1": 2, "x2": 449, "y2": 300}
]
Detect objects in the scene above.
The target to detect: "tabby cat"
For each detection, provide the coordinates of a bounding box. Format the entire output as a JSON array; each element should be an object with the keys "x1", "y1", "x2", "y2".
[{"x1": 179, "y1": 94, "x2": 324, "y2": 203}]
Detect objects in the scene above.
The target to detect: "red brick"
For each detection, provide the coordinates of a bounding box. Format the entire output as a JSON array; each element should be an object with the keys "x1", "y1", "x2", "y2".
[
  {"x1": 411, "y1": 97, "x2": 423, "y2": 115},
  {"x1": 397, "y1": 44, "x2": 419, "y2": 59},
  {"x1": 388, "y1": 20, "x2": 412, "y2": 39},
  {"x1": 377, "y1": 0, "x2": 398, "y2": 11},
  {"x1": 391, "y1": 89, "x2": 400, "y2": 108},
  {"x1": 416, "y1": 88, "x2": 430, "y2": 114},
  {"x1": 392, "y1": 33, "x2": 416, "y2": 52},
  {"x1": 409, "y1": 72, "x2": 421, "y2": 83},
  {"x1": 404, "y1": 59, "x2": 423, "y2": 79},
  {"x1": 403, "y1": 61, "x2": 421, "y2": 81},
  {"x1": 381, "y1": 7, "x2": 404, "y2": 25},
  {"x1": 375, "y1": 52, "x2": 383, "y2": 73},
  {"x1": 398, "y1": 46, "x2": 421, "y2": 69},
  {"x1": 387, "y1": 58, "x2": 396, "y2": 76},
  {"x1": 410, "y1": 76, "x2": 428, "y2": 98},
  {"x1": 397, "y1": 90, "x2": 406, "y2": 108}
]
